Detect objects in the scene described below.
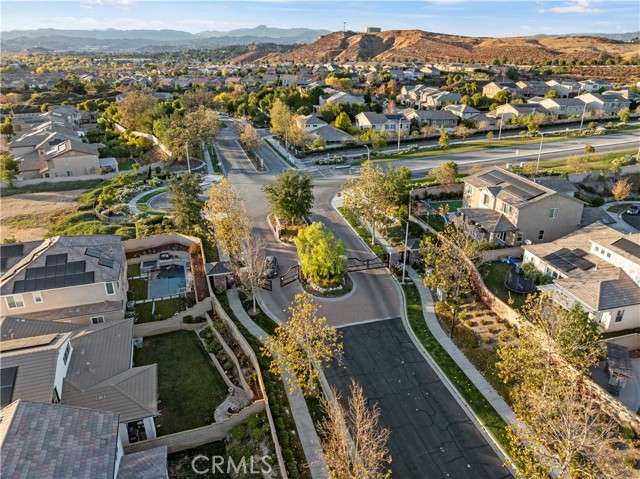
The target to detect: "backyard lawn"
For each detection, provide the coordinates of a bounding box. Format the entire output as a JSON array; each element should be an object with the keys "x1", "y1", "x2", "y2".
[
  {"x1": 429, "y1": 200, "x2": 462, "y2": 212},
  {"x1": 134, "y1": 330, "x2": 229, "y2": 435},
  {"x1": 127, "y1": 262, "x2": 141, "y2": 277},
  {"x1": 133, "y1": 297, "x2": 188, "y2": 323},
  {"x1": 128, "y1": 278, "x2": 148, "y2": 301},
  {"x1": 478, "y1": 261, "x2": 529, "y2": 309}
]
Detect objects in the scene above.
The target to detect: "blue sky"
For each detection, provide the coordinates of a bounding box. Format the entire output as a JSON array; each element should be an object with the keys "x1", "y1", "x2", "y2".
[{"x1": 2, "y1": 1, "x2": 638, "y2": 37}]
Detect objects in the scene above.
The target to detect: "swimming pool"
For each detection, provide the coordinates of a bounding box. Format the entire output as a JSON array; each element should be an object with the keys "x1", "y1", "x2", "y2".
[{"x1": 148, "y1": 265, "x2": 186, "y2": 298}]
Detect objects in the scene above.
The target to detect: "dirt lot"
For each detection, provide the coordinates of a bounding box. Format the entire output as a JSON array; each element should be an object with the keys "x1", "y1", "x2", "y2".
[{"x1": 0, "y1": 190, "x2": 82, "y2": 242}]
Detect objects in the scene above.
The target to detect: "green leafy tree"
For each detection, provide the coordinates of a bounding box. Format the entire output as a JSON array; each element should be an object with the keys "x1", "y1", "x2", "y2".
[
  {"x1": 0, "y1": 153, "x2": 19, "y2": 187},
  {"x1": 312, "y1": 135, "x2": 326, "y2": 149},
  {"x1": 617, "y1": 107, "x2": 630, "y2": 123},
  {"x1": 167, "y1": 173, "x2": 204, "y2": 229},
  {"x1": 117, "y1": 88, "x2": 157, "y2": 132},
  {"x1": 335, "y1": 111, "x2": 352, "y2": 132},
  {"x1": 294, "y1": 222, "x2": 346, "y2": 287},
  {"x1": 438, "y1": 127, "x2": 450, "y2": 150},
  {"x1": 264, "y1": 170, "x2": 314, "y2": 227},
  {"x1": 372, "y1": 133, "x2": 387, "y2": 152},
  {"x1": 0, "y1": 118, "x2": 15, "y2": 139},
  {"x1": 544, "y1": 89, "x2": 559, "y2": 98},
  {"x1": 420, "y1": 223, "x2": 483, "y2": 337},
  {"x1": 342, "y1": 161, "x2": 408, "y2": 245},
  {"x1": 430, "y1": 161, "x2": 458, "y2": 186}
]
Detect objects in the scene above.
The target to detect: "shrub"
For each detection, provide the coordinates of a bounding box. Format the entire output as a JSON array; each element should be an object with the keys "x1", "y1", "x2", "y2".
[
  {"x1": 223, "y1": 360, "x2": 234, "y2": 371},
  {"x1": 464, "y1": 319, "x2": 473, "y2": 328},
  {"x1": 251, "y1": 427, "x2": 265, "y2": 441},
  {"x1": 231, "y1": 424, "x2": 246, "y2": 441},
  {"x1": 623, "y1": 427, "x2": 637, "y2": 443},
  {"x1": 279, "y1": 430, "x2": 290, "y2": 446},
  {"x1": 458, "y1": 312, "x2": 467, "y2": 322},
  {"x1": 624, "y1": 457, "x2": 637, "y2": 469},
  {"x1": 183, "y1": 315, "x2": 193, "y2": 323},
  {"x1": 213, "y1": 319, "x2": 225, "y2": 332},
  {"x1": 482, "y1": 336, "x2": 492, "y2": 344},
  {"x1": 591, "y1": 196, "x2": 605, "y2": 207}
]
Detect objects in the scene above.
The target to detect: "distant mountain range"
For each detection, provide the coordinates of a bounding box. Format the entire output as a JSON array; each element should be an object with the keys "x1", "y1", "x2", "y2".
[
  {"x1": 1, "y1": 27, "x2": 637, "y2": 56},
  {"x1": 0, "y1": 26, "x2": 330, "y2": 53},
  {"x1": 267, "y1": 30, "x2": 640, "y2": 63}
]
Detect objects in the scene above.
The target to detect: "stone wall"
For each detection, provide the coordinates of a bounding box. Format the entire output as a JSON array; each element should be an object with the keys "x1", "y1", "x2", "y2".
[
  {"x1": 132, "y1": 298, "x2": 213, "y2": 337},
  {"x1": 123, "y1": 401, "x2": 265, "y2": 455}
]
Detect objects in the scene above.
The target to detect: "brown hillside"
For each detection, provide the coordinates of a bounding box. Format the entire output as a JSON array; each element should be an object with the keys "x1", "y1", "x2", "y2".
[{"x1": 269, "y1": 30, "x2": 639, "y2": 63}]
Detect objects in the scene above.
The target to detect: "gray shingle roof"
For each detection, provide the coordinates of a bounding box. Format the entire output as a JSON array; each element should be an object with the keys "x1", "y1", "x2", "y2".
[
  {"x1": 118, "y1": 446, "x2": 168, "y2": 479},
  {"x1": 0, "y1": 400, "x2": 119, "y2": 479}
]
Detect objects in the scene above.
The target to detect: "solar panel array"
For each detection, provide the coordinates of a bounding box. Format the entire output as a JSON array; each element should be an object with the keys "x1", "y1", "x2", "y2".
[
  {"x1": 0, "y1": 244, "x2": 25, "y2": 274},
  {"x1": 478, "y1": 170, "x2": 545, "y2": 201},
  {"x1": 612, "y1": 238, "x2": 640, "y2": 260},
  {"x1": 13, "y1": 257, "x2": 94, "y2": 294},
  {"x1": 543, "y1": 248, "x2": 595, "y2": 273}
]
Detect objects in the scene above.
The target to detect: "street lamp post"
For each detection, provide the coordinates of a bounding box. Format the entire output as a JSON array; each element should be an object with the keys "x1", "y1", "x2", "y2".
[
  {"x1": 397, "y1": 118, "x2": 402, "y2": 153},
  {"x1": 579, "y1": 103, "x2": 587, "y2": 133},
  {"x1": 401, "y1": 188, "x2": 414, "y2": 284},
  {"x1": 498, "y1": 112, "x2": 504, "y2": 140},
  {"x1": 535, "y1": 131, "x2": 544, "y2": 175},
  {"x1": 364, "y1": 144, "x2": 370, "y2": 161}
]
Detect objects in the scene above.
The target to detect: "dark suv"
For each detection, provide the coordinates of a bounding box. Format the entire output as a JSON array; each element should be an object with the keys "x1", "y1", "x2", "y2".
[
  {"x1": 626, "y1": 204, "x2": 640, "y2": 216},
  {"x1": 265, "y1": 256, "x2": 278, "y2": 278}
]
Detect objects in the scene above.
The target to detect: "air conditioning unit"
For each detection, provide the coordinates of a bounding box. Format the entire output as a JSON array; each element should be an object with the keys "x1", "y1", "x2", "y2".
[{"x1": 133, "y1": 337, "x2": 143, "y2": 349}]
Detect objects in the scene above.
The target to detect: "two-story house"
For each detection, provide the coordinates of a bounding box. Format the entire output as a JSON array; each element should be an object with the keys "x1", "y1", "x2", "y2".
[
  {"x1": 482, "y1": 81, "x2": 522, "y2": 99},
  {"x1": 459, "y1": 167, "x2": 584, "y2": 246},
  {"x1": 579, "y1": 79, "x2": 614, "y2": 93},
  {"x1": 491, "y1": 103, "x2": 549, "y2": 123},
  {"x1": 421, "y1": 91, "x2": 462, "y2": 109},
  {"x1": 576, "y1": 92, "x2": 632, "y2": 115},
  {"x1": 0, "y1": 316, "x2": 159, "y2": 445},
  {"x1": 538, "y1": 98, "x2": 586, "y2": 118},
  {"x1": 546, "y1": 79, "x2": 581, "y2": 98},
  {"x1": 516, "y1": 80, "x2": 550, "y2": 98},
  {"x1": 0, "y1": 235, "x2": 128, "y2": 324},
  {"x1": 0, "y1": 400, "x2": 168, "y2": 479},
  {"x1": 523, "y1": 223, "x2": 640, "y2": 332},
  {"x1": 443, "y1": 104, "x2": 481, "y2": 121},
  {"x1": 354, "y1": 112, "x2": 411, "y2": 134},
  {"x1": 401, "y1": 109, "x2": 459, "y2": 127}
]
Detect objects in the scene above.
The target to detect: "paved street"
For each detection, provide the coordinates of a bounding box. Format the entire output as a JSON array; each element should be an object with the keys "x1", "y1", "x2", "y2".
[{"x1": 324, "y1": 318, "x2": 512, "y2": 479}]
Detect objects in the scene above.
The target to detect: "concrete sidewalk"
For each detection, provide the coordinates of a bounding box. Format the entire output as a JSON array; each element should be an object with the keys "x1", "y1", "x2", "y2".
[
  {"x1": 406, "y1": 267, "x2": 516, "y2": 424},
  {"x1": 226, "y1": 289, "x2": 329, "y2": 479}
]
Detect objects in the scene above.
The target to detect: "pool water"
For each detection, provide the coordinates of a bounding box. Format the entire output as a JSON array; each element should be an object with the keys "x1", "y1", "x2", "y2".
[{"x1": 148, "y1": 265, "x2": 186, "y2": 298}]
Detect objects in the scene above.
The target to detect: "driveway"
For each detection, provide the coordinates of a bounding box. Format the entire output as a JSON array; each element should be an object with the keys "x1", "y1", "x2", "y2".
[{"x1": 324, "y1": 317, "x2": 512, "y2": 479}]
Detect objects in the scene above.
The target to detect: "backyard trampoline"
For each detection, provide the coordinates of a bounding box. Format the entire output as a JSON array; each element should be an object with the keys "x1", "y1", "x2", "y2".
[
  {"x1": 504, "y1": 267, "x2": 536, "y2": 294},
  {"x1": 148, "y1": 264, "x2": 187, "y2": 298}
]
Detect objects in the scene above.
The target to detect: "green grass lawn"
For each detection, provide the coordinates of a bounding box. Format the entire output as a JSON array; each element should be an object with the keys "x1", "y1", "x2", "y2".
[
  {"x1": 134, "y1": 330, "x2": 229, "y2": 435},
  {"x1": 402, "y1": 283, "x2": 510, "y2": 452},
  {"x1": 607, "y1": 202, "x2": 633, "y2": 213},
  {"x1": 429, "y1": 200, "x2": 462, "y2": 212},
  {"x1": 337, "y1": 207, "x2": 387, "y2": 256},
  {"x1": 118, "y1": 161, "x2": 135, "y2": 171},
  {"x1": 134, "y1": 297, "x2": 188, "y2": 323},
  {"x1": 127, "y1": 263, "x2": 141, "y2": 277},
  {"x1": 127, "y1": 278, "x2": 148, "y2": 301},
  {"x1": 478, "y1": 261, "x2": 529, "y2": 310},
  {"x1": 168, "y1": 441, "x2": 229, "y2": 479}
]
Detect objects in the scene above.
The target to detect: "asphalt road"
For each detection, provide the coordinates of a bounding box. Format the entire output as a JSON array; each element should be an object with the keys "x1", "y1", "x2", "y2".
[
  {"x1": 218, "y1": 121, "x2": 403, "y2": 326},
  {"x1": 324, "y1": 318, "x2": 512, "y2": 479}
]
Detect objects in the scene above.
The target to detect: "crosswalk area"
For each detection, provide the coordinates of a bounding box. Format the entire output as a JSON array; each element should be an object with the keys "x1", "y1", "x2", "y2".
[{"x1": 305, "y1": 165, "x2": 358, "y2": 178}]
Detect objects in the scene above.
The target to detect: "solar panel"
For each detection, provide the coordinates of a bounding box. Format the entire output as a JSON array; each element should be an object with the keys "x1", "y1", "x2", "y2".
[
  {"x1": 45, "y1": 254, "x2": 67, "y2": 266},
  {"x1": 12, "y1": 258, "x2": 93, "y2": 293},
  {"x1": 612, "y1": 238, "x2": 640, "y2": 260},
  {"x1": 98, "y1": 257, "x2": 114, "y2": 268},
  {"x1": 84, "y1": 248, "x2": 102, "y2": 258},
  {"x1": 572, "y1": 248, "x2": 588, "y2": 257},
  {"x1": 0, "y1": 244, "x2": 24, "y2": 258},
  {"x1": 0, "y1": 257, "x2": 7, "y2": 273}
]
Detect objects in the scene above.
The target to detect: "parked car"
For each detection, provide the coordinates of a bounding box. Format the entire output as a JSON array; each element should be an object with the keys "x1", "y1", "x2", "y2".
[
  {"x1": 265, "y1": 256, "x2": 278, "y2": 278},
  {"x1": 626, "y1": 204, "x2": 640, "y2": 216}
]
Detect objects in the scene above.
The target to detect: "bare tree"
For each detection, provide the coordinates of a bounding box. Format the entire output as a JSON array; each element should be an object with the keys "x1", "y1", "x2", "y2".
[
  {"x1": 320, "y1": 380, "x2": 392, "y2": 479},
  {"x1": 235, "y1": 236, "x2": 267, "y2": 314}
]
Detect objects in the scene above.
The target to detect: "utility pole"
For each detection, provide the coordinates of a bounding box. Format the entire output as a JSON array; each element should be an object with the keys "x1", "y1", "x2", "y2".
[
  {"x1": 185, "y1": 143, "x2": 191, "y2": 174},
  {"x1": 343, "y1": 22, "x2": 346, "y2": 33},
  {"x1": 401, "y1": 189, "x2": 414, "y2": 284},
  {"x1": 579, "y1": 103, "x2": 587, "y2": 133},
  {"x1": 397, "y1": 118, "x2": 401, "y2": 153}
]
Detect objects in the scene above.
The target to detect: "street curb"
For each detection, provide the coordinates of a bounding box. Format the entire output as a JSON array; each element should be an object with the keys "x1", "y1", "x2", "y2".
[{"x1": 393, "y1": 278, "x2": 516, "y2": 476}]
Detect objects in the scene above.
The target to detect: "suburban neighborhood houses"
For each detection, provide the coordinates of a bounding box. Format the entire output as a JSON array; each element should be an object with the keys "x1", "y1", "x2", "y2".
[{"x1": 2, "y1": 6, "x2": 640, "y2": 479}]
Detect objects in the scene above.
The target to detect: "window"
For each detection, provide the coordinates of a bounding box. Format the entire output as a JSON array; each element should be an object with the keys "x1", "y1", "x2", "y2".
[
  {"x1": 465, "y1": 185, "x2": 473, "y2": 196},
  {"x1": 32, "y1": 292, "x2": 43, "y2": 303},
  {"x1": 606, "y1": 252, "x2": 611, "y2": 258},
  {"x1": 615, "y1": 310, "x2": 625, "y2": 323},
  {"x1": 66, "y1": 171, "x2": 73, "y2": 177},
  {"x1": 549, "y1": 208, "x2": 559, "y2": 219},
  {"x1": 501, "y1": 203, "x2": 513, "y2": 215},
  {"x1": 516, "y1": 233, "x2": 523, "y2": 243},
  {"x1": 5, "y1": 295, "x2": 25, "y2": 309},
  {"x1": 538, "y1": 230, "x2": 545, "y2": 240},
  {"x1": 482, "y1": 194, "x2": 491, "y2": 206},
  {"x1": 62, "y1": 343, "x2": 71, "y2": 365},
  {"x1": 496, "y1": 232, "x2": 506, "y2": 242},
  {"x1": 52, "y1": 387, "x2": 61, "y2": 404},
  {"x1": 105, "y1": 282, "x2": 115, "y2": 295},
  {"x1": 595, "y1": 246, "x2": 600, "y2": 253},
  {"x1": 91, "y1": 316, "x2": 105, "y2": 324}
]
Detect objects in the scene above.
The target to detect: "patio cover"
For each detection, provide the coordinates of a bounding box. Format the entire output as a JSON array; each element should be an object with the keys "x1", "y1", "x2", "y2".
[{"x1": 458, "y1": 208, "x2": 519, "y2": 233}]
